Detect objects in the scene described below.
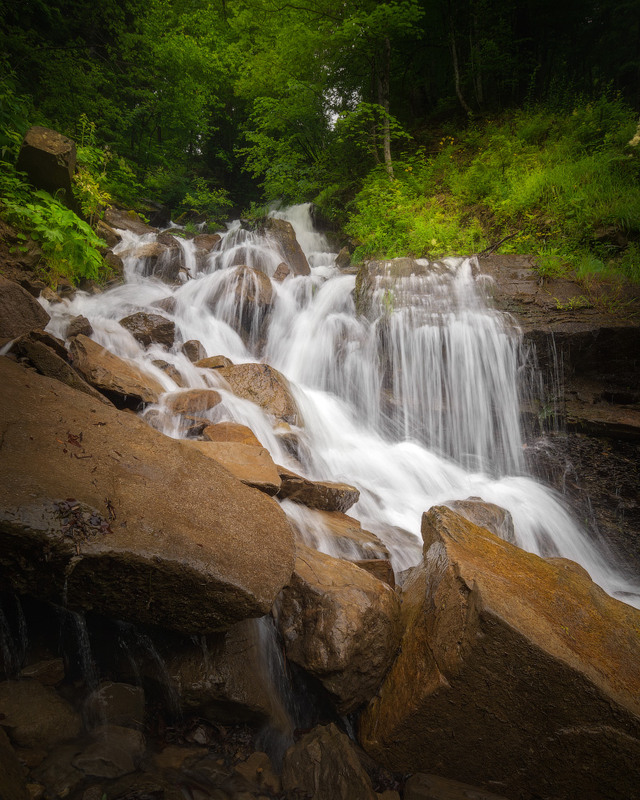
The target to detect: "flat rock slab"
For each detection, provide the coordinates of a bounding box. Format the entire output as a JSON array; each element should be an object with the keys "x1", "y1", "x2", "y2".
[
  {"x1": 0, "y1": 357, "x2": 295, "y2": 634},
  {"x1": 359, "y1": 505, "x2": 640, "y2": 800},
  {"x1": 187, "y1": 441, "x2": 281, "y2": 495},
  {"x1": 278, "y1": 467, "x2": 360, "y2": 512}
]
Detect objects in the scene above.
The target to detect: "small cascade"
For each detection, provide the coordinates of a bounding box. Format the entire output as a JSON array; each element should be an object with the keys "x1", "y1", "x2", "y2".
[{"x1": 41, "y1": 203, "x2": 640, "y2": 607}]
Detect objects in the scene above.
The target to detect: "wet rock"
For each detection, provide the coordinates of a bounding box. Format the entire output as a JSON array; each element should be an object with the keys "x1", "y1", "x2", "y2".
[
  {"x1": 166, "y1": 619, "x2": 284, "y2": 724},
  {"x1": 164, "y1": 389, "x2": 222, "y2": 417},
  {"x1": 218, "y1": 362, "x2": 300, "y2": 425},
  {"x1": 186, "y1": 441, "x2": 281, "y2": 495},
  {"x1": 282, "y1": 723, "x2": 377, "y2": 800},
  {"x1": 354, "y1": 559, "x2": 395, "y2": 588},
  {"x1": 234, "y1": 751, "x2": 281, "y2": 794},
  {"x1": 335, "y1": 246, "x2": 351, "y2": 270},
  {"x1": 181, "y1": 339, "x2": 207, "y2": 362},
  {"x1": 19, "y1": 658, "x2": 65, "y2": 686},
  {"x1": 104, "y1": 207, "x2": 158, "y2": 236},
  {"x1": 273, "y1": 261, "x2": 290, "y2": 282},
  {"x1": 196, "y1": 354, "x2": 233, "y2": 370},
  {"x1": 95, "y1": 219, "x2": 121, "y2": 248},
  {"x1": 261, "y1": 217, "x2": 310, "y2": 276},
  {"x1": 68, "y1": 333, "x2": 165, "y2": 407},
  {"x1": 152, "y1": 359, "x2": 185, "y2": 387},
  {"x1": 202, "y1": 422, "x2": 262, "y2": 446},
  {"x1": 30, "y1": 744, "x2": 84, "y2": 800},
  {"x1": 121, "y1": 241, "x2": 181, "y2": 284},
  {"x1": 0, "y1": 680, "x2": 82, "y2": 749},
  {"x1": 119, "y1": 311, "x2": 175, "y2": 349},
  {"x1": 286, "y1": 506, "x2": 390, "y2": 561},
  {"x1": 152, "y1": 296, "x2": 178, "y2": 315},
  {"x1": 0, "y1": 275, "x2": 50, "y2": 340},
  {"x1": 194, "y1": 233, "x2": 222, "y2": 252},
  {"x1": 0, "y1": 358, "x2": 296, "y2": 634},
  {"x1": 277, "y1": 544, "x2": 401, "y2": 713},
  {"x1": 84, "y1": 682, "x2": 145, "y2": 730},
  {"x1": 16, "y1": 126, "x2": 77, "y2": 210},
  {"x1": 11, "y1": 329, "x2": 112, "y2": 405},
  {"x1": 443, "y1": 497, "x2": 515, "y2": 543},
  {"x1": 67, "y1": 315, "x2": 93, "y2": 338},
  {"x1": 73, "y1": 725, "x2": 145, "y2": 778},
  {"x1": 0, "y1": 727, "x2": 29, "y2": 800},
  {"x1": 359, "y1": 505, "x2": 640, "y2": 800},
  {"x1": 104, "y1": 250, "x2": 125, "y2": 281},
  {"x1": 278, "y1": 467, "x2": 360, "y2": 512},
  {"x1": 354, "y1": 257, "x2": 427, "y2": 318},
  {"x1": 403, "y1": 773, "x2": 511, "y2": 800}
]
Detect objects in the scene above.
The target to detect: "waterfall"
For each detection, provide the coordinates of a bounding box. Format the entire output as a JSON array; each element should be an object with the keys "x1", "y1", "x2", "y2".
[{"x1": 43, "y1": 204, "x2": 640, "y2": 607}]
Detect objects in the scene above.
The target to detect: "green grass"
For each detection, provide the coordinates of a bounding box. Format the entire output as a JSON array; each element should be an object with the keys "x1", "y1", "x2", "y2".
[{"x1": 344, "y1": 96, "x2": 640, "y2": 282}]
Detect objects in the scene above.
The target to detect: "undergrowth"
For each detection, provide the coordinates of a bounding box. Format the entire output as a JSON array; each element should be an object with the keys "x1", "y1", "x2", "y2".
[{"x1": 343, "y1": 95, "x2": 640, "y2": 282}]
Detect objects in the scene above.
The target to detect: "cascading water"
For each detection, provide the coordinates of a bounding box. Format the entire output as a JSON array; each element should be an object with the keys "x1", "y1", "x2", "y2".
[{"x1": 43, "y1": 204, "x2": 640, "y2": 607}]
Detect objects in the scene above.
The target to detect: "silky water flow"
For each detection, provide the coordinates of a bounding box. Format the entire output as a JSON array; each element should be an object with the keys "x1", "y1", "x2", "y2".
[{"x1": 43, "y1": 204, "x2": 640, "y2": 611}]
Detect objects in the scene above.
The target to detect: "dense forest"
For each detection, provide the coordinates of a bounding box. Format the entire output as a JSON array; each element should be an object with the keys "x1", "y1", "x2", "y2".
[{"x1": 2, "y1": 0, "x2": 640, "y2": 283}]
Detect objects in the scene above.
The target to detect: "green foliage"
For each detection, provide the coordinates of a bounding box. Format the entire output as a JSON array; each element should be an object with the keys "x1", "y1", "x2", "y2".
[{"x1": 0, "y1": 164, "x2": 107, "y2": 285}]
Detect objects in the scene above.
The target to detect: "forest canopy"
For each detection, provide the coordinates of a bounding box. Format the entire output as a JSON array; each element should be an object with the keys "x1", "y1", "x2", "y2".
[{"x1": 2, "y1": 0, "x2": 640, "y2": 279}]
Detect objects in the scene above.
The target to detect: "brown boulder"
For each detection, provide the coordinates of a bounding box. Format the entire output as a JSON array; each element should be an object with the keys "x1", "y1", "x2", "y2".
[
  {"x1": 286, "y1": 506, "x2": 389, "y2": 560},
  {"x1": 186, "y1": 441, "x2": 281, "y2": 495},
  {"x1": 335, "y1": 246, "x2": 351, "y2": 270},
  {"x1": 16, "y1": 126, "x2": 77, "y2": 210},
  {"x1": 444, "y1": 497, "x2": 515, "y2": 543},
  {"x1": 181, "y1": 339, "x2": 207, "y2": 362},
  {"x1": 84, "y1": 682, "x2": 145, "y2": 730},
  {"x1": 0, "y1": 680, "x2": 82, "y2": 750},
  {"x1": 262, "y1": 217, "x2": 310, "y2": 276},
  {"x1": 119, "y1": 312, "x2": 175, "y2": 349},
  {"x1": 104, "y1": 207, "x2": 157, "y2": 236},
  {"x1": 195, "y1": 355, "x2": 233, "y2": 370},
  {"x1": 95, "y1": 219, "x2": 121, "y2": 248},
  {"x1": 66, "y1": 315, "x2": 93, "y2": 338},
  {"x1": 72, "y1": 725, "x2": 145, "y2": 778},
  {"x1": 202, "y1": 422, "x2": 262, "y2": 446},
  {"x1": 281, "y1": 723, "x2": 376, "y2": 800},
  {"x1": 218, "y1": 362, "x2": 300, "y2": 425},
  {"x1": 10, "y1": 329, "x2": 111, "y2": 405},
  {"x1": 0, "y1": 358, "x2": 295, "y2": 634},
  {"x1": 359, "y1": 505, "x2": 640, "y2": 800},
  {"x1": 194, "y1": 233, "x2": 221, "y2": 252},
  {"x1": 121, "y1": 241, "x2": 181, "y2": 284},
  {"x1": 0, "y1": 276, "x2": 50, "y2": 340},
  {"x1": 273, "y1": 261, "x2": 291, "y2": 282},
  {"x1": 0, "y1": 728, "x2": 29, "y2": 800},
  {"x1": 277, "y1": 544, "x2": 401, "y2": 713},
  {"x1": 151, "y1": 359, "x2": 185, "y2": 387},
  {"x1": 164, "y1": 389, "x2": 221, "y2": 417},
  {"x1": 68, "y1": 334, "x2": 164, "y2": 406},
  {"x1": 278, "y1": 467, "x2": 359, "y2": 512}
]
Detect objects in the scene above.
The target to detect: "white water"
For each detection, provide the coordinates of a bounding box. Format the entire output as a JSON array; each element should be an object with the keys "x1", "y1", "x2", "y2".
[{"x1": 43, "y1": 204, "x2": 640, "y2": 606}]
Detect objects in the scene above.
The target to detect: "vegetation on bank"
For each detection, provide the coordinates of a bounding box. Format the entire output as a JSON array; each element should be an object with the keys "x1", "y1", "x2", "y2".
[{"x1": 1, "y1": 0, "x2": 639, "y2": 285}]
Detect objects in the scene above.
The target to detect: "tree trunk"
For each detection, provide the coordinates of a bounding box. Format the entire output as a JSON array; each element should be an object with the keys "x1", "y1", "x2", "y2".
[
  {"x1": 377, "y1": 36, "x2": 394, "y2": 180},
  {"x1": 448, "y1": 5, "x2": 473, "y2": 115}
]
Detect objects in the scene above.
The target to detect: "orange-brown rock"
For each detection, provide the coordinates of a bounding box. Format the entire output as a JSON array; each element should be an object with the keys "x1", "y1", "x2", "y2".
[
  {"x1": 202, "y1": 422, "x2": 262, "y2": 446},
  {"x1": 0, "y1": 358, "x2": 295, "y2": 634},
  {"x1": 195, "y1": 355, "x2": 233, "y2": 370},
  {"x1": 0, "y1": 275, "x2": 50, "y2": 341},
  {"x1": 278, "y1": 467, "x2": 359, "y2": 512},
  {"x1": 186, "y1": 441, "x2": 281, "y2": 495},
  {"x1": 359, "y1": 505, "x2": 640, "y2": 800},
  {"x1": 444, "y1": 497, "x2": 515, "y2": 543},
  {"x1": 164, "y1": 389, "x2": 222, "y2": 417},
  {"x1": 181, "y1": 339, "x2": 207, "y2": 363},
  {"x1": 286, "y1": 506, "x2": 389, "y2": 561},
  {"x1": 277, "y1": 544, "x2": 401, "y2": 713},
  {"x1": 261, "y1": 218, "x2": 310, "y2": 276},
  {"x1": 68, "y1": 334, "x2": 164, "y2": 406},
  {"x1": 218, "y1": 362, "x2": 300, "y2": 425},
  {"x1": 354, "y1": 559, "x2": 395, "y2": 588}
]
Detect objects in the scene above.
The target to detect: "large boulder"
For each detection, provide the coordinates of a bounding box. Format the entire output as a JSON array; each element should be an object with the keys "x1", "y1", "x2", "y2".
[
  {"x1": 262, "y1": 217, "x2": 310, "y2": 276},
  {"x1": 119, "y1": 312, "x2": 175, "y2": 349},
  {"x1": 0, "y1": 358, "x2": 296, "y2": 634},
  {"x1": 0, "y1": 275, "x2": 50, "y2": 341},
  {"x1": 10, "y1": 329, "x2": 111, "y2": 405},
  {"x1": 68, "y1": 334, "x2": 164, "y2": 407},
  {"x1": 278, "y1": 467, "x2": 360, "y2": 512},
  {"x1": 277, "y1": 544, "x2": 401, "y2": 713},
  {"x1": 186, "y1": 441, "x2": 281, "y2": 496},
  {"x1": 104, "y1": 207, "x2": 158, "y2": 236},
  {"x1": 16, "y1": 126, "x2": 77, "y2": 210},
  {"x1": 0, "y1": 728, "x2": 29, "y2": 800},
  {"x1": 218, "y1": 362, "x2": 300, "y2": 425},
  {"x1": 359, "y1": 505, "x2": 640, "y2": 800},
  {"x1": 194, "y1": 233, "x2": 221, "y2": 253},
  {"x1": 164, "y1": 389, "x2": 222, "y2": 417},
  {"x1": 281, "y1": 723, "x2": 376, "y2": 800},
  {"x1": 0, "y1": 680, "x2": 82, "y2": 750}
]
